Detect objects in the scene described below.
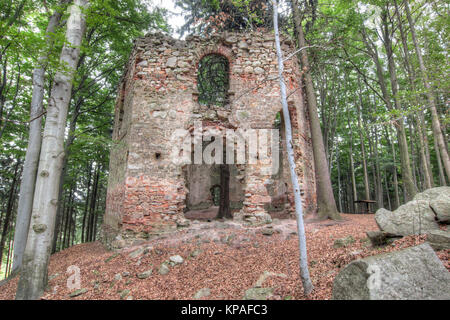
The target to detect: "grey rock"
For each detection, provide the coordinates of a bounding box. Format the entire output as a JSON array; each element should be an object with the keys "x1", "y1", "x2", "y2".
[
  {"x1": 366, "y1": 231, "x2": 399, "y2": 247},
  {"x1": 224, "y1": 36, "x2": 238, "y2": 44},
  {"x1": 255, "y1": 271, "x2": 287, "y2": 288},
  {"x1": 194, "y1": 288, "x2": 211, "y2": 299},
  {"x1": 69, "y1": 288, "x2": 87, "y2": 298},
  {"x1": 114, "y1": 273, "x2": 122, "y2": 281},
  {"x1": 137, "y1": 269, "x2": 153, "y2": 279},
  {"x1": 261, "y1": 227, "x2": 274, "y2": 236},
  {"x1": 158, "y1": 263, "x2": 170, "y2": 275},
  {"x1": 375, "y1": 201, "x2": 440, "y2": 236},
  {"x1": 137, "y1": 60, "x2": 148, "y2": 67},
  {"x1": 413, "y1": 186, "x2": 450, "y2": 202},
  {"x1": 244, "y1": 66, "x2": 253, "y2": 74},
  {"x1": 427, "y1": 229, "x2": 450, "y2": 250},
  {"x1": 254, "y1": 67, "x2": 265, "y2": 74},
  {"x1": 244, "y1": 287, "x2": 274, "y2": 300},
  {"x1": 430, "y1": 194, "x2": 450, "y2": 224},
  {"x1": 176, "y1": 218, "x2": 190, "y2": 228},
  {"x1": 169, "y1": 255, "x2": 184, "y2": 264},
  {"x1": 333, "y1": 236, "x2": 355, "y2": 248},
  {"x1": 332, "y1": 243, "x2": 450, "y2": 300},
  {"x1": 177, "y1": 60, "x2": 190, "y2": 68},
  {"x1": 166, "y1": 57, "x2": 177, "y2": 68},
  {"x1": 190, "y1": 249, "x2": 202, "y2": 258},
  {"x1": 120, "y1": 289, "x2": 130, "y2": 299},
  {"x1": 128, "y1": 247, "x2": 145, "y2": 259},
  {"x1": 238, "y1": 41, "x2": 249, "y2": 49},
  {"x1": 153, "y1": 111, "x2": 167, "y2": 119}
]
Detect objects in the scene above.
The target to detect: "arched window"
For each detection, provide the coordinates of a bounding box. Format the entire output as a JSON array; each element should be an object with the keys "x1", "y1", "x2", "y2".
[{"x1": 197, "y1": 54, "x2": 230, "y2": 106}]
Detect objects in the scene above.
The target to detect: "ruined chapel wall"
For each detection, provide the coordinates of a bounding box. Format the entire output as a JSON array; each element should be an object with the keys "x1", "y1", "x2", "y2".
[{"x1": 103, "y1": 30, "x2": 317, "y2": 244}]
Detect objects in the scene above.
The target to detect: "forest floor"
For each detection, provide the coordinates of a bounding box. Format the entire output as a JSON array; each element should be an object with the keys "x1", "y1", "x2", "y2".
[{"x1": 1, "y1": 214, "x2": 448, "y2": 300}]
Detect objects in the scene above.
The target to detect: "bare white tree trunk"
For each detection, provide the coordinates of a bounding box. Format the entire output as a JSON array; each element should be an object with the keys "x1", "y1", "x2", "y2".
[
  {"x1": 272, "y1": 0, "x2": 313, "y2": 296},
  {"x1": 16, "y1": 0, "x2": 89, "y2": 300},
  {"x1": 12, "y1": 4, "x2": 67, "y2": 275}
]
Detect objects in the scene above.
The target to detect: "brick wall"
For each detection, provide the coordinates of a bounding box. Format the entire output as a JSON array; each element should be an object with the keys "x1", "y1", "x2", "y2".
[{"x1": 102, "y1": 30, "x2": 317, "y2": 248}]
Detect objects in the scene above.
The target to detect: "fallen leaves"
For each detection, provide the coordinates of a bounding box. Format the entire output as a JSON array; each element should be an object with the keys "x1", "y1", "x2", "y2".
[{"x1": 0, "y1": 214, "x2": 447, "y2": 300}]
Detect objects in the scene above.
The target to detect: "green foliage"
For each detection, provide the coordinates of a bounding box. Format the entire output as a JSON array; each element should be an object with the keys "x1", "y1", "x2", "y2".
[
  {"x1": 0, "y1": 0, "x2": 169, "y2": 270},
  {"x1": 175, "y1": 0, "x2": 275, "y2": 35}
]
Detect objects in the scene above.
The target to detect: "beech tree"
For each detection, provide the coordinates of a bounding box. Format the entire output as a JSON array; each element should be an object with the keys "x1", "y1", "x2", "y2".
[
  {"x1": 12, "y1": 0, "x2": 70, "y2": 275},
  {"x1": 291, "y1": 0, "x2": 342, "y2": 220},
  {"x1": 16, "y1": 0, "x2": 90, "y2": 300}
]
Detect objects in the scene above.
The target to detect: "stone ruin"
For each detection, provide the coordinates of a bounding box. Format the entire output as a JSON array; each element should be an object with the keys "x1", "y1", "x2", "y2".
[{"x1": 102, "y1": 30, "x2": 317, "y2": 248}]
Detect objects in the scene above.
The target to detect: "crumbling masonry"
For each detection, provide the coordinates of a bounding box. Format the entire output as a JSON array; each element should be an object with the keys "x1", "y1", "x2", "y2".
[{"x1": 102, "y1": 30, "x2": 317, "y2": 248}]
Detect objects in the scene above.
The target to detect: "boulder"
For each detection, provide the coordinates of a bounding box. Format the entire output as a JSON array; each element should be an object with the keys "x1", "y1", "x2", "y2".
[
  {"x1": 375, "y1": 201, "x2": 440, "y2": 236},
  {"x1": 366, "y1": 231, "x2": 399, "y2": 247},
  {"x1": 413, "y1": 186, "x2": 450, "y2": 202},
  {"x1": 427, "y1": 229, "x2": 450, "y2": 250},
  {"x1": 332, "y1": 243, "x2": 450, "y2": 300},
  {"x1": 430, "y1": 194, "x2": 450, "y2": 224}
]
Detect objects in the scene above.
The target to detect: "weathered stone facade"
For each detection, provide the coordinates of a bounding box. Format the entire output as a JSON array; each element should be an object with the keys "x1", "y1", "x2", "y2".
[{"x1": 103, "y1": 30, "x2": 317, "y2": 247}]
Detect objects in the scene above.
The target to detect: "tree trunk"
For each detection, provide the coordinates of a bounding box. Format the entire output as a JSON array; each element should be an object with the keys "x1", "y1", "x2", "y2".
[
  {"x1": 385, "y1": 127, "x2": 400, "y2": 209},
  {"x1": 404, "y1": 0, "x2": 450, "y2": 181},
  {"x1": 385, "y1": 168, "x2": 392, "y2": 210},
  {"x1": 16, "y1": 0, "x2": 89, "y2": 300},
  {"x1": 291, "y1": 0, "x2": 340, "y2": 220},
  {"x1": 370, "y1": 9, "x2": 417, "y2": 201},
  {"x1": 88, "y1": 166, "x2": 100, "y2": 241},
  {"x1": 356, "y1": 84, "x2": 370, "y2": 200},
  {"x1": 273, "y1": 0, "x2": 313, "y2": 295},
  {"x1": 82, "y1": 162, "x2": 92, "y2": 243},
  {"x1": 336, "y1": 146, "x2": 343, "y2": 213},
  {"x1": 393, "y1": 0, "x2": 432, "y2": 190},
  {"x1": 0, "y1": 161, "x2": 21, "y2": 270},
  {"x1": 373, "y1": 125, "x2": 383, "y2": 209},
  {"x1": 434, "y1": 135, "x2": 447, "y2": 186},
  {"x1": 347, "y1": 109, "x2": 357, "y2": 213},
  {"x1": 12, "y1": 0, "x2": 68, "y2": 274}
]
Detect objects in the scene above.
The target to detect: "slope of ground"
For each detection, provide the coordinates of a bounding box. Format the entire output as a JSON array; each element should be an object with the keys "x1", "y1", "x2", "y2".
[{"x1": 0, "y1": 214, "x2": 448, "y2": 300}]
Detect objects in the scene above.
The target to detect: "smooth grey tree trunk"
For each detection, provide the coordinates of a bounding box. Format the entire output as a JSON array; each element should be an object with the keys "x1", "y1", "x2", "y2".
[
  {"x1": 355, "y1": 85, "x2": 370, "y2": 200},
  {"x1": 393, "y1": 0, "x2": 432, "y2": 190},
  {"x1": 272, "y1": 0, "x2": 313, "y2": 296},
  {"x1": 347, "y1": 109, "x2": 357, "y2": 213},
  {"x1": 404, "y1": 0, "x2": 450, "y2": 181},
  {"x1": 12, "y1": 3, "x2": 66, "y2": 274},
  {"x1": 291, "y1": 0, "x2": 341, "y2": 220},
  {"x1": 380, "y1": 9, "x2": 417, "y2": 201},
  {"x1": 16, "y1": 0, "x2": 89, "y2": 300}
]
